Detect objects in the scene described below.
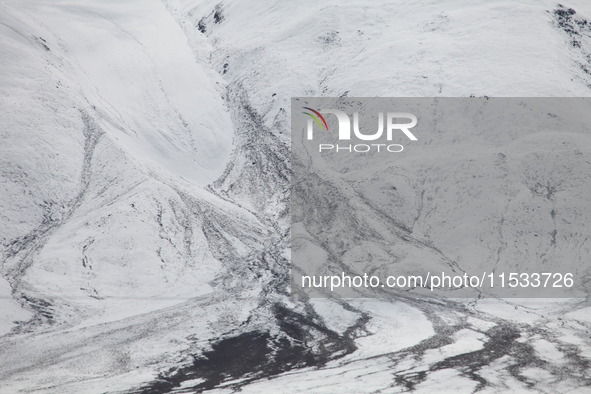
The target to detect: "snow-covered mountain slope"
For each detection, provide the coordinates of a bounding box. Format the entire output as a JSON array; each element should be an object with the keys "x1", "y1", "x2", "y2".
[
  {"x1": 0, "y1": 0, "x2": 238, "y2": 328},
  {"x1": 291, "y1": 97, "x2": 591, "y2": 300},
  {"x1": 1, "y1": 0, "x2": 591, "y2": 393}
]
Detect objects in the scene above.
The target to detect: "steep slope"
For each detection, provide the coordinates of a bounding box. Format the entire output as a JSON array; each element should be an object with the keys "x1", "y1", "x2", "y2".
[
  {"x1": 0, "y1": 0, "x2": 237, "y2": 330},
  {"x1": 1, "y1": 0, "x2": 591, "y2": 393},
  {"x1": 156, "y1": 0, "x2": 591, "y2": 392}
]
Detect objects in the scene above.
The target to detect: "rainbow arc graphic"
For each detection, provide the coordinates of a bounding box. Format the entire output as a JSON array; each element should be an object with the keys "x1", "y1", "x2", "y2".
[{"x1": 302, "y1": 107, "x2": 328, "y2": 130}]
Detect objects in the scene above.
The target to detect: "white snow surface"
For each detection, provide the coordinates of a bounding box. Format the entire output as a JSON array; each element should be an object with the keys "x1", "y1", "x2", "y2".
[{"x1": 1, "y1": 0, "x2": 591, "y2": 393}]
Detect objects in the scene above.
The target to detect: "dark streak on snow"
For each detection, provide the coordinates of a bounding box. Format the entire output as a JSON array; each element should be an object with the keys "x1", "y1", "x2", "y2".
[
  {"x1": 135, "y1": 304, "x2": 356, "y2": 393},
  {"x1": 2, "y1": 111, "x2": 103, "y2": 331},
  {"x1": 196, "y1": 3, "x2": 224, "y2": 35},
  {"x1": 552, "y1": 5, "x2": 591, "y2": 86}
]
